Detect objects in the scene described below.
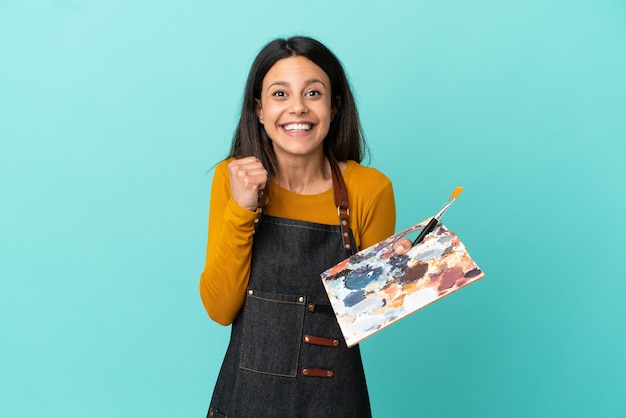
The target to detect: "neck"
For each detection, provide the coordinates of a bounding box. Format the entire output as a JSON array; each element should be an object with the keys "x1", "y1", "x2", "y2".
[{"x1": 273, "y1": 155, "x2": 332, "y2": 195}]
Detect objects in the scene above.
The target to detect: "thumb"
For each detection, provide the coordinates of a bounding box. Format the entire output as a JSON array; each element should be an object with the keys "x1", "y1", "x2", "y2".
[{"x1": 393, "y1": 238, "x2": 412, "y2": 255}]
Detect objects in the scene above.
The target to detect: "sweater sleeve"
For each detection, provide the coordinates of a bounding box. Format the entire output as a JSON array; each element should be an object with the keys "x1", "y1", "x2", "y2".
[
  {"x1": 342, "y1": 162, "x2": 397, "y2": 251},
  {"x1": 199, "y1": 160, "x2": 258, "y2": 325},
  {"x1": 355, "y1": 174, "x2": 396, "y2": 250}
]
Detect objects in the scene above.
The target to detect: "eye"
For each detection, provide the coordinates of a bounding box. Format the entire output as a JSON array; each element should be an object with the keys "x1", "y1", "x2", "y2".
[
  {"x1": 305, "y1": 90, "x2": 321, "y2": 97},
  {"x1": 271, "y1": 90, "x2": 286, "y2": 97}
]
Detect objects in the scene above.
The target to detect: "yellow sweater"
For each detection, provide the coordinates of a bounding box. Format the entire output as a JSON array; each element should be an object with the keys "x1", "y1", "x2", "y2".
[{"x1": 199, "y1": 159, "x2": 396, "y2": 325}]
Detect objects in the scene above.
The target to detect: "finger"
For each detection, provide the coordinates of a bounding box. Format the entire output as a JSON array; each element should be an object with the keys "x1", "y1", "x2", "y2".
[
  {"x1": 229, "y1": 160, "x2": 268, "y2": 183},
  {"x1": 231, "y1": 156, "x2": 264, "y2": 172},
  {"x1": 392, "y1": 238, "x2": 413, "y2": 255}
]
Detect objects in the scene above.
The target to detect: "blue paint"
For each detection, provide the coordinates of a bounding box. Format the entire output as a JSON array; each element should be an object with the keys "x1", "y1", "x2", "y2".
[
  {"x1": 344, "y1": 290, "x2": 366, "y2": 307},
  {"x1": 344, "y1": 266, "x2": 383, "y2": 290}
]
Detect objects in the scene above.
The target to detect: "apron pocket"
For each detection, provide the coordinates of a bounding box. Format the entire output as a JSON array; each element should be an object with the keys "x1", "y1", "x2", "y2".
[{"x1": 239, "y1": 289, "x2": 306, "y2": 377}]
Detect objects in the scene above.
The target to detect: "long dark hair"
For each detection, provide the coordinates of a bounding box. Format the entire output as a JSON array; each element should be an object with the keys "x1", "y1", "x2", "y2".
[{"x1": 228, "y1": 36, "x2": 368, "y2": 175}]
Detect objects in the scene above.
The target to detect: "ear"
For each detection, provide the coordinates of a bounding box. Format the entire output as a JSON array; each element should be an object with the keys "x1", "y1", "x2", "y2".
[
  {"x1": 255, "y1": 99, "x2": 264, "y2": 124},
  {"x1": 331, "y1": 95, "x2": 342, "y2": 120}
]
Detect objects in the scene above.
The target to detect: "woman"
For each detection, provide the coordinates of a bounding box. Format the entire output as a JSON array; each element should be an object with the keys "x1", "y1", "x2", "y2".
[{"x1": 200, "y1": 36, "x2": 410, "y2": 417}]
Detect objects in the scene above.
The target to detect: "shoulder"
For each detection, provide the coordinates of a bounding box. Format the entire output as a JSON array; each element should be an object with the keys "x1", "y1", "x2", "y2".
[
  {"x1": 215, "y1": 158, "x2": 233, "y2": 173},
  {"x1": 343, "y1": 160, "x2": 392, "y2": 192},
  {"x1": 213, "y1": 158, "x2": 234, "y2": 182}
]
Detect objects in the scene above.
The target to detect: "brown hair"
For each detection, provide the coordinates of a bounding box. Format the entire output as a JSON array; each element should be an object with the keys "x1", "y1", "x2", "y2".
[{"x1": 227, "y1": 36, "x2": 368, "y2": 175}]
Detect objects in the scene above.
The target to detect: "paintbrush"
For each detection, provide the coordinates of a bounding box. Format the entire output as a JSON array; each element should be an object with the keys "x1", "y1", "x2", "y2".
[{"x1": 412, "y1": 187, "x2": 464, "y2": 246}]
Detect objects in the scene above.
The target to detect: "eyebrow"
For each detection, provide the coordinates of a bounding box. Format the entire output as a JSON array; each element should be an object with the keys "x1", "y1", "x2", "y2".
[{"x1": 267, "y1": 78, "x2": 327, "y2": 89}]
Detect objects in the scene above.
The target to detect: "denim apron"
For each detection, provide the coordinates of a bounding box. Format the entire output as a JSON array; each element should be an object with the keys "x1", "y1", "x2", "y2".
[{"x1": 208, "y1": 163, "x2": 371, "y2": 418}]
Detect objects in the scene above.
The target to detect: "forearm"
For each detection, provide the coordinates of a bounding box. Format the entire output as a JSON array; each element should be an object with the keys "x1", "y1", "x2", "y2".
[
  {"x1": 199, "y1": 162, "x2": 258, "y2": 325},
  {"x1": 199, "y1": 199, "x2": 257, "y2": 325}
]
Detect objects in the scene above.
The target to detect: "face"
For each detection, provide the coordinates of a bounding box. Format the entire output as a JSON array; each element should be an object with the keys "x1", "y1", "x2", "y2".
[{"x1": 256, "y1": 56, "x2": 336, "y2": 163}]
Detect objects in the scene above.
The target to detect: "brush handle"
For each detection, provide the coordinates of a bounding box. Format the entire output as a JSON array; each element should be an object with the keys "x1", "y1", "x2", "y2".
[{"x1": 412, "y1": 217, "x2": 439, "y2": 246}]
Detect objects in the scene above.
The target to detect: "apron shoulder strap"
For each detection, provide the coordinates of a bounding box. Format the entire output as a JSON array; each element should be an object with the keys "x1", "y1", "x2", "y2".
[{"x1": 330, "y1": 160, "x2": 353, "y2": 252}]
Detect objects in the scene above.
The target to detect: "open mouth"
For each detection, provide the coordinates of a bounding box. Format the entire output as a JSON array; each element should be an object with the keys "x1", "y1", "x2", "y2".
[{"x1": 282, "y1": 123, "x2": 313, "y2": 132}]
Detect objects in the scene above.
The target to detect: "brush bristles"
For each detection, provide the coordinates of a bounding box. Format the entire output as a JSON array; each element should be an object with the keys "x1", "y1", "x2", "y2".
[{"x1": 450, "y1": 187, "x2": 464, "y2": 199}]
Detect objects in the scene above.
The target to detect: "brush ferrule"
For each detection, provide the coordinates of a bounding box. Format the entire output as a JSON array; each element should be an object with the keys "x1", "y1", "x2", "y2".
[{"x1": 434, "y1": 198, "x2": 455, "y2": 220}]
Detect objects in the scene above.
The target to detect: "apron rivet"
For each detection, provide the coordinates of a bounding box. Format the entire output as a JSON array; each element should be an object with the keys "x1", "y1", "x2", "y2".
[
  {"x1": 302, "y1": 368, "x2": 309, "y2": 375},
  {"x1": 248, "y1": 290, "x2": 253, "y2": 295},
  {"x1": 298, "y1": 296, "x2": 304, "y2": 303}
]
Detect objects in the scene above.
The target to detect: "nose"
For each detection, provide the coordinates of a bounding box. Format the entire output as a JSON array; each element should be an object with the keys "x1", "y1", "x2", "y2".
[{"x1": 290, "y1": 96, "x2": 308, "y2": 114}]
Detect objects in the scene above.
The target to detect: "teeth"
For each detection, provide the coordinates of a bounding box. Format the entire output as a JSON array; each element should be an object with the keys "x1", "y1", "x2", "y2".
[{"x1": 283, "y1": 123, "x2": 312, "y2": 132}]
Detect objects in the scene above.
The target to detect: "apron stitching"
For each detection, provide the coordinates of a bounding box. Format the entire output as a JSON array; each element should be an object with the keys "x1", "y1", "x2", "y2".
[
  {"x1": 238, "y1": 367, "x2": 297, "y2": 378},
  {"x1": 262, "y1": 218, "x2": 341, "y2": 232},
  {"x1": 246, "y1": 295, "x2": 305, "y2": 304},
  {"x1": 237, "y1": 292, "x2": 306, "y2": 378}
]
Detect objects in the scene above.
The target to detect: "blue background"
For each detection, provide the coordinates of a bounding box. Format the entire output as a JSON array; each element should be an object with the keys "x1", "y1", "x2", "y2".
[{"x1": 1, "y1": 0, "x2": 625, "y2": 417}]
